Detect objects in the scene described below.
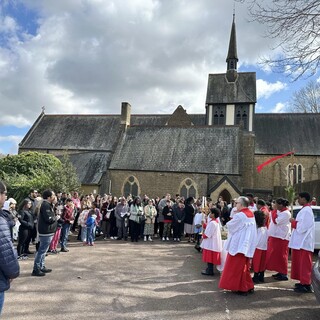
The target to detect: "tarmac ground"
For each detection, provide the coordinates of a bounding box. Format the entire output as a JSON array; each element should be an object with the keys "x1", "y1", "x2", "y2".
[{"x1": 2, "y1": 236, "x2": 320, "y2": 320}]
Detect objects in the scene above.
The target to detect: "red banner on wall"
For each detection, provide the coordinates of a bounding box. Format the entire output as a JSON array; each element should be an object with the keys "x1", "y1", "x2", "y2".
[{"x1": 257, "y1": 151, "x2": 294, "y2": 173}]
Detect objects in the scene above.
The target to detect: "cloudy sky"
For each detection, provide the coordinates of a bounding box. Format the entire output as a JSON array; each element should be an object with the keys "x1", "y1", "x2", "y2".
[{"x1": 0, "y1": 0, "x2": 318, "y2": 154}]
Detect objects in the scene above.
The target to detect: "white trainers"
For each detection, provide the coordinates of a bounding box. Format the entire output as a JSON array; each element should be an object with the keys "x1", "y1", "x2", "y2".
[
  {"x1": 173, "y1": 238, "x2": 177, "y2": 241},
  {"x1": 162, "y1": 237, "x2": 165, "y2": 241},
  {"x1": 149, "y1": 237, "x2": 153, "y2": 241},
  {"x1": 144, "y1": 236, "x2": 147, "y2": 242},
  {"x1": 166, "y1": 237, "x2": 170, "y2": 241},
  {"x1": 177, "y1": 238, "x2": 181, "y2": 242},
  {"x1": 110, "y1": 237, "x2": 114, "y2": 240}
]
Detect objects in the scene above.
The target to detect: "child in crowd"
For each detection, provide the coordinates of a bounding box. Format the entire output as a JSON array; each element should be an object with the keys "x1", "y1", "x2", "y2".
[
  {"x1": 49, "y1": 202, "x2": 64, "y2": 254},
  {"x1": 79, "y1": 206, "x2": 89, "y2": 245},
  {"x1": 193, "y1": 208, "x2": 204, "y2": 252},
  {"x1": 200, "y1": 208, "x2": 222, "y2": 276},
  {"x1": 252, "y1": 210, "x2": 268, "y2": 283},
  {"x1": 162, "y1": 200, "x2": 173, "y2": 241},
  {"x1": 86, "y1": 208, "x2": 97, "y2": 246}
]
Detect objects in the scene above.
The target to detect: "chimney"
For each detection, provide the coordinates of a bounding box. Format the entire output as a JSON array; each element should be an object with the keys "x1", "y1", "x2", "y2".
[{"x1": 121, "y1": 102, "x2": 131, "y2": 127}]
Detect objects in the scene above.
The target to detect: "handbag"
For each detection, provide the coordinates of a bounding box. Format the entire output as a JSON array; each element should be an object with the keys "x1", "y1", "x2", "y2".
[{"x1": 138, "y1": 215, "x2": 146, "y2": 224}]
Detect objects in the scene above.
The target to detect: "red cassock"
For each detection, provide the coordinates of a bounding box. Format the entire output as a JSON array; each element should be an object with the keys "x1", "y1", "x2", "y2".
[
  {"x1": 219, "y1": 253, "x2": 254, "y2": 292},
  {"x1": 291, "y1": 248, "x2": 313, "y2": 285},
  {"x1": 202, "y1": 249, "x2": 221, "y2": 265},
  {"x1": 266, "y1": 237, "x2": 289, "y2": 274},
  {"x1": 252, "y1": 249, "x2": 267, "y2": 273}
]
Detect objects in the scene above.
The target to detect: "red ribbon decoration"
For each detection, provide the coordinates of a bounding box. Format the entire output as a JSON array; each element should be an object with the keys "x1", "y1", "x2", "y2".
[{"x1": 256, "y1": 151, "x2": 294, "y2": 173}]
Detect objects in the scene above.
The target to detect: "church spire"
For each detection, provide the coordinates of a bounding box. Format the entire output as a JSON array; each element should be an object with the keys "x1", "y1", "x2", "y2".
[{"x1": 226, "y1": 13, "x2": 238, "y2": 81}]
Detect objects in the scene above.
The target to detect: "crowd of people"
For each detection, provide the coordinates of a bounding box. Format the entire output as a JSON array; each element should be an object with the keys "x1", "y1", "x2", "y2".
[{"x1": 0, "y1": 180, "x2": 317, "y2": 315}]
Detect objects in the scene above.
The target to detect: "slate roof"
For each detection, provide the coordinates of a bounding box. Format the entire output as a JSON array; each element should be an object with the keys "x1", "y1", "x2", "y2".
[
  {"x1": 59, "y1": 152, "x2": 111, "y2": 185},
  {"x1": 20, "y1": 114, "x2": 121, "y2": 151},
  {"x1": 206, "y1": 72, "x2": 256, "y2": 104},
  {"x1": 130, "y1": 114, "x2": 206, "y2": 126},
  {"x1": 109, "y1": 126, "x2": 240, "y2": 174},
  {"x1": 255, "y1": 113, "x2": 320, "y2": 155},
  {"x1": 130, "y1": 115, "x2": 170, "y2": 126}
]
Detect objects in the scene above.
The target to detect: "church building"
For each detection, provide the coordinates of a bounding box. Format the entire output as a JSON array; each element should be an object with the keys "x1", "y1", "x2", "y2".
[{"x1": 18, "y1": 16, "x2": 320, "y2": 202}]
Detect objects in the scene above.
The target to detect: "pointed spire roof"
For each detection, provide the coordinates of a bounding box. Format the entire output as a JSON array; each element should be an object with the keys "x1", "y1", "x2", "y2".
[{"x1": 226, "y1": 14, "x2": 238, "y2": 63}]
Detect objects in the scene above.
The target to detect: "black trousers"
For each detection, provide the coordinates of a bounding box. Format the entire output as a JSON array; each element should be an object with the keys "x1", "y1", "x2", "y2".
[
  {"x1": 71, "y1": 209, "x2": 80, "y2": 232},
  {"x1": 173, "y1": 222, "x2": 184, "y2": 239},
  {"x1": 17, "y1": 229, "x2": 30, "y2": 256},
  {"x1": 31, "y1": 224, "x2": 37, "y2": 242},
  {"x1": 158, "y1": 222, "x2": 164, "y2": 238},
  {"x1": 129, "y1": 220, "x2": 140, "y2": 241}
]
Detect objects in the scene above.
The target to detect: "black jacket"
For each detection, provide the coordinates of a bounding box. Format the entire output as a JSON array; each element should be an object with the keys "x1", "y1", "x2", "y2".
[
  {"x1": 184, "y1": 204, "x2": 195, "y2": 224},
  {"x1": 172, "y1": 205, "x2": 185, "y2": 223},
  {"x1": 18, "y1": 209, "x2": 34, "y2": 230},
  {"x1": 0, "y1": 210, "x2": 20, "y2": 292},
  {"x1": 37, "y1": 200, "x2": 58, "y2": 236},
  {"x1": 162, "y1": 206, "x2": 173, "y2": 221}
]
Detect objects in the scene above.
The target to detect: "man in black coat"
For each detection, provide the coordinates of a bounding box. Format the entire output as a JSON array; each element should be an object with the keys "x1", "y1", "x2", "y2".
[
  {"x1": 0, "y1": 180, "x2": 20, "y2": 315},
  {"x1": 172, "y1": 200, "x2": 185, "y2": 242},
  {"x1": 32, "y1": 189, "x2": 58, "y2": 277}
]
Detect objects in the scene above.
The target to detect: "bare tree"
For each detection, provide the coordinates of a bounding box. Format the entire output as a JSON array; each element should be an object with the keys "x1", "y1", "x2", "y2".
[
  {"x1": 290, "y1": 79, "x2": 320, "y2": 113},
  {"x1": 238, "y1": 0, "x2": 320, "y2": 80}
]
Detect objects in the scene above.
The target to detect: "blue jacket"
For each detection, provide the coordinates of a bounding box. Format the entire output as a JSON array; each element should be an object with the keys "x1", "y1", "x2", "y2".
[
  {"x1": 86, "y1": 216, "x2": 96, "y2": 227},
  {"x1": 0, "y1": 210, "x2": 20, "y2": 292}
]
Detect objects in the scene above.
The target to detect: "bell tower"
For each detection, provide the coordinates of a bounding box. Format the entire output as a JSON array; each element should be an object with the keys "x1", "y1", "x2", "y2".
[{"x1": 205, "y1": 14, "x2": 256, "y2": 131}]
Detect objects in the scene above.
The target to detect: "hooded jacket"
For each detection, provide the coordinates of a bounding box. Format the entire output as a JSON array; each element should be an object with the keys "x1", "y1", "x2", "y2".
[{"x1": 0, "y1": 210, "x2": 20, "y2": 292}]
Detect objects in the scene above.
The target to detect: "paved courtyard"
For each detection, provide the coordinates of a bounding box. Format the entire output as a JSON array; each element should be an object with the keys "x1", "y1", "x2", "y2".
[{"x1": 3, "y1": 239, "x2": 320, "y2": 320}]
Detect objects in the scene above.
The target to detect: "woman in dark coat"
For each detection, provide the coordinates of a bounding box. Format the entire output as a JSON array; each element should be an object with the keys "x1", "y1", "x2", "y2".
[
  {"x1": 108, "y1": 196, "x2": 118, "y2": 239},
  {"x1": 184, "y1": 197, "x2": 195, "y2": 242},
  {"x1": 17, "y1": 199, "x2": 34, "y2": 259}
]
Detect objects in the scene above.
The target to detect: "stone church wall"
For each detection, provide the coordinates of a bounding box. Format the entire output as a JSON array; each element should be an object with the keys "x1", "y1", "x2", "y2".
[
  {"x1": 109, "y1": 170, "x2": 208, "y2": 198},
  {"x1": 254, "y1": 155, "x2": 320, "y2": 191}
]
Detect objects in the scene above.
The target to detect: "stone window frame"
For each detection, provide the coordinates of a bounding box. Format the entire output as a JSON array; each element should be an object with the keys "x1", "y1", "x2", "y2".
[
  {"x1": 122, "y1": 175, "x2": 140, "y2": 197},
  {"x1": 235, "y1": 105, "x2": 249, "y2": 130},
  {"x1": 287, "y1": 163, "x2": 304, "y2": 185},
  {"x1": 212, "y1": 105, "x2": 226, "y2": 125},
  {"x1": 179, "y1": 178, "x2": 198, "y2": 199}
]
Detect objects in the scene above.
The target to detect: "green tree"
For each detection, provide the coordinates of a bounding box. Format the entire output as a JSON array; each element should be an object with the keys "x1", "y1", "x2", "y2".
[
  {"x1": 50, "y1": 153, "x2": 81, "y2": 194},
  {"x1": 0, "y1": 151, "x2": 80, "y2": 204}
]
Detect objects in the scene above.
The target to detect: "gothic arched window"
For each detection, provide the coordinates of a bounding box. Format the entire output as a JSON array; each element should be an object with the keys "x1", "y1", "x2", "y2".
[
  {"x1": 212, "y1": 106, "x2": 226, "y2": 125},
  {"x1": 179, "y1": 178, "x2": 198, "y2": 199},
  {"x1": 122, "y1": 176, "x2": 140, "y2": 197},
  {"x1": 287, "y1": 163, "x2": 304, "y2": 185},
  {"x1": 235, "y1": 105, "x2": 249, "y2": 130}
]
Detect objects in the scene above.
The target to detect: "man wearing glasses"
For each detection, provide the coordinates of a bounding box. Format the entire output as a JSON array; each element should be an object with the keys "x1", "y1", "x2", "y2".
[{"x1": 0, "y1": 180, "x2": 20, "y2": 315}]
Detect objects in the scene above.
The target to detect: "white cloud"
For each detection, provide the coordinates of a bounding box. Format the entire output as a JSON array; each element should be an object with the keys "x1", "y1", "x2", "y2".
[
  {"x1": 0, "y1": 135, "x2": 23, "y2": 154},
  {"x1": 257, "y1": 79, "x2": 287, "y2": 99},
  {"x1": 0, "y1": 115, "x2": 31, "y2": 127},
  {"x1": 0, "y1": 15, "x2": 17, "y2": 33},
  {"x1": 0, "y1": 0, "x2": 280, "y2": 128},
  {"x1": 271, "y1": 102, "x2": 287, "y2": 113},
  {"x1": 0, "y1": 135, "x2": 23, "y2": 143}
]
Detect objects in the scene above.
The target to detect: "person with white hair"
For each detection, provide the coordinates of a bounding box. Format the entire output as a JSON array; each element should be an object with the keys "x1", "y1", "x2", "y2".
[
  {"x1": 219, "y1": 196, "x2": 257, "y2": 295},
  {"x1": 2, "y1": 198, "x2": 18, "y2": 241}
]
